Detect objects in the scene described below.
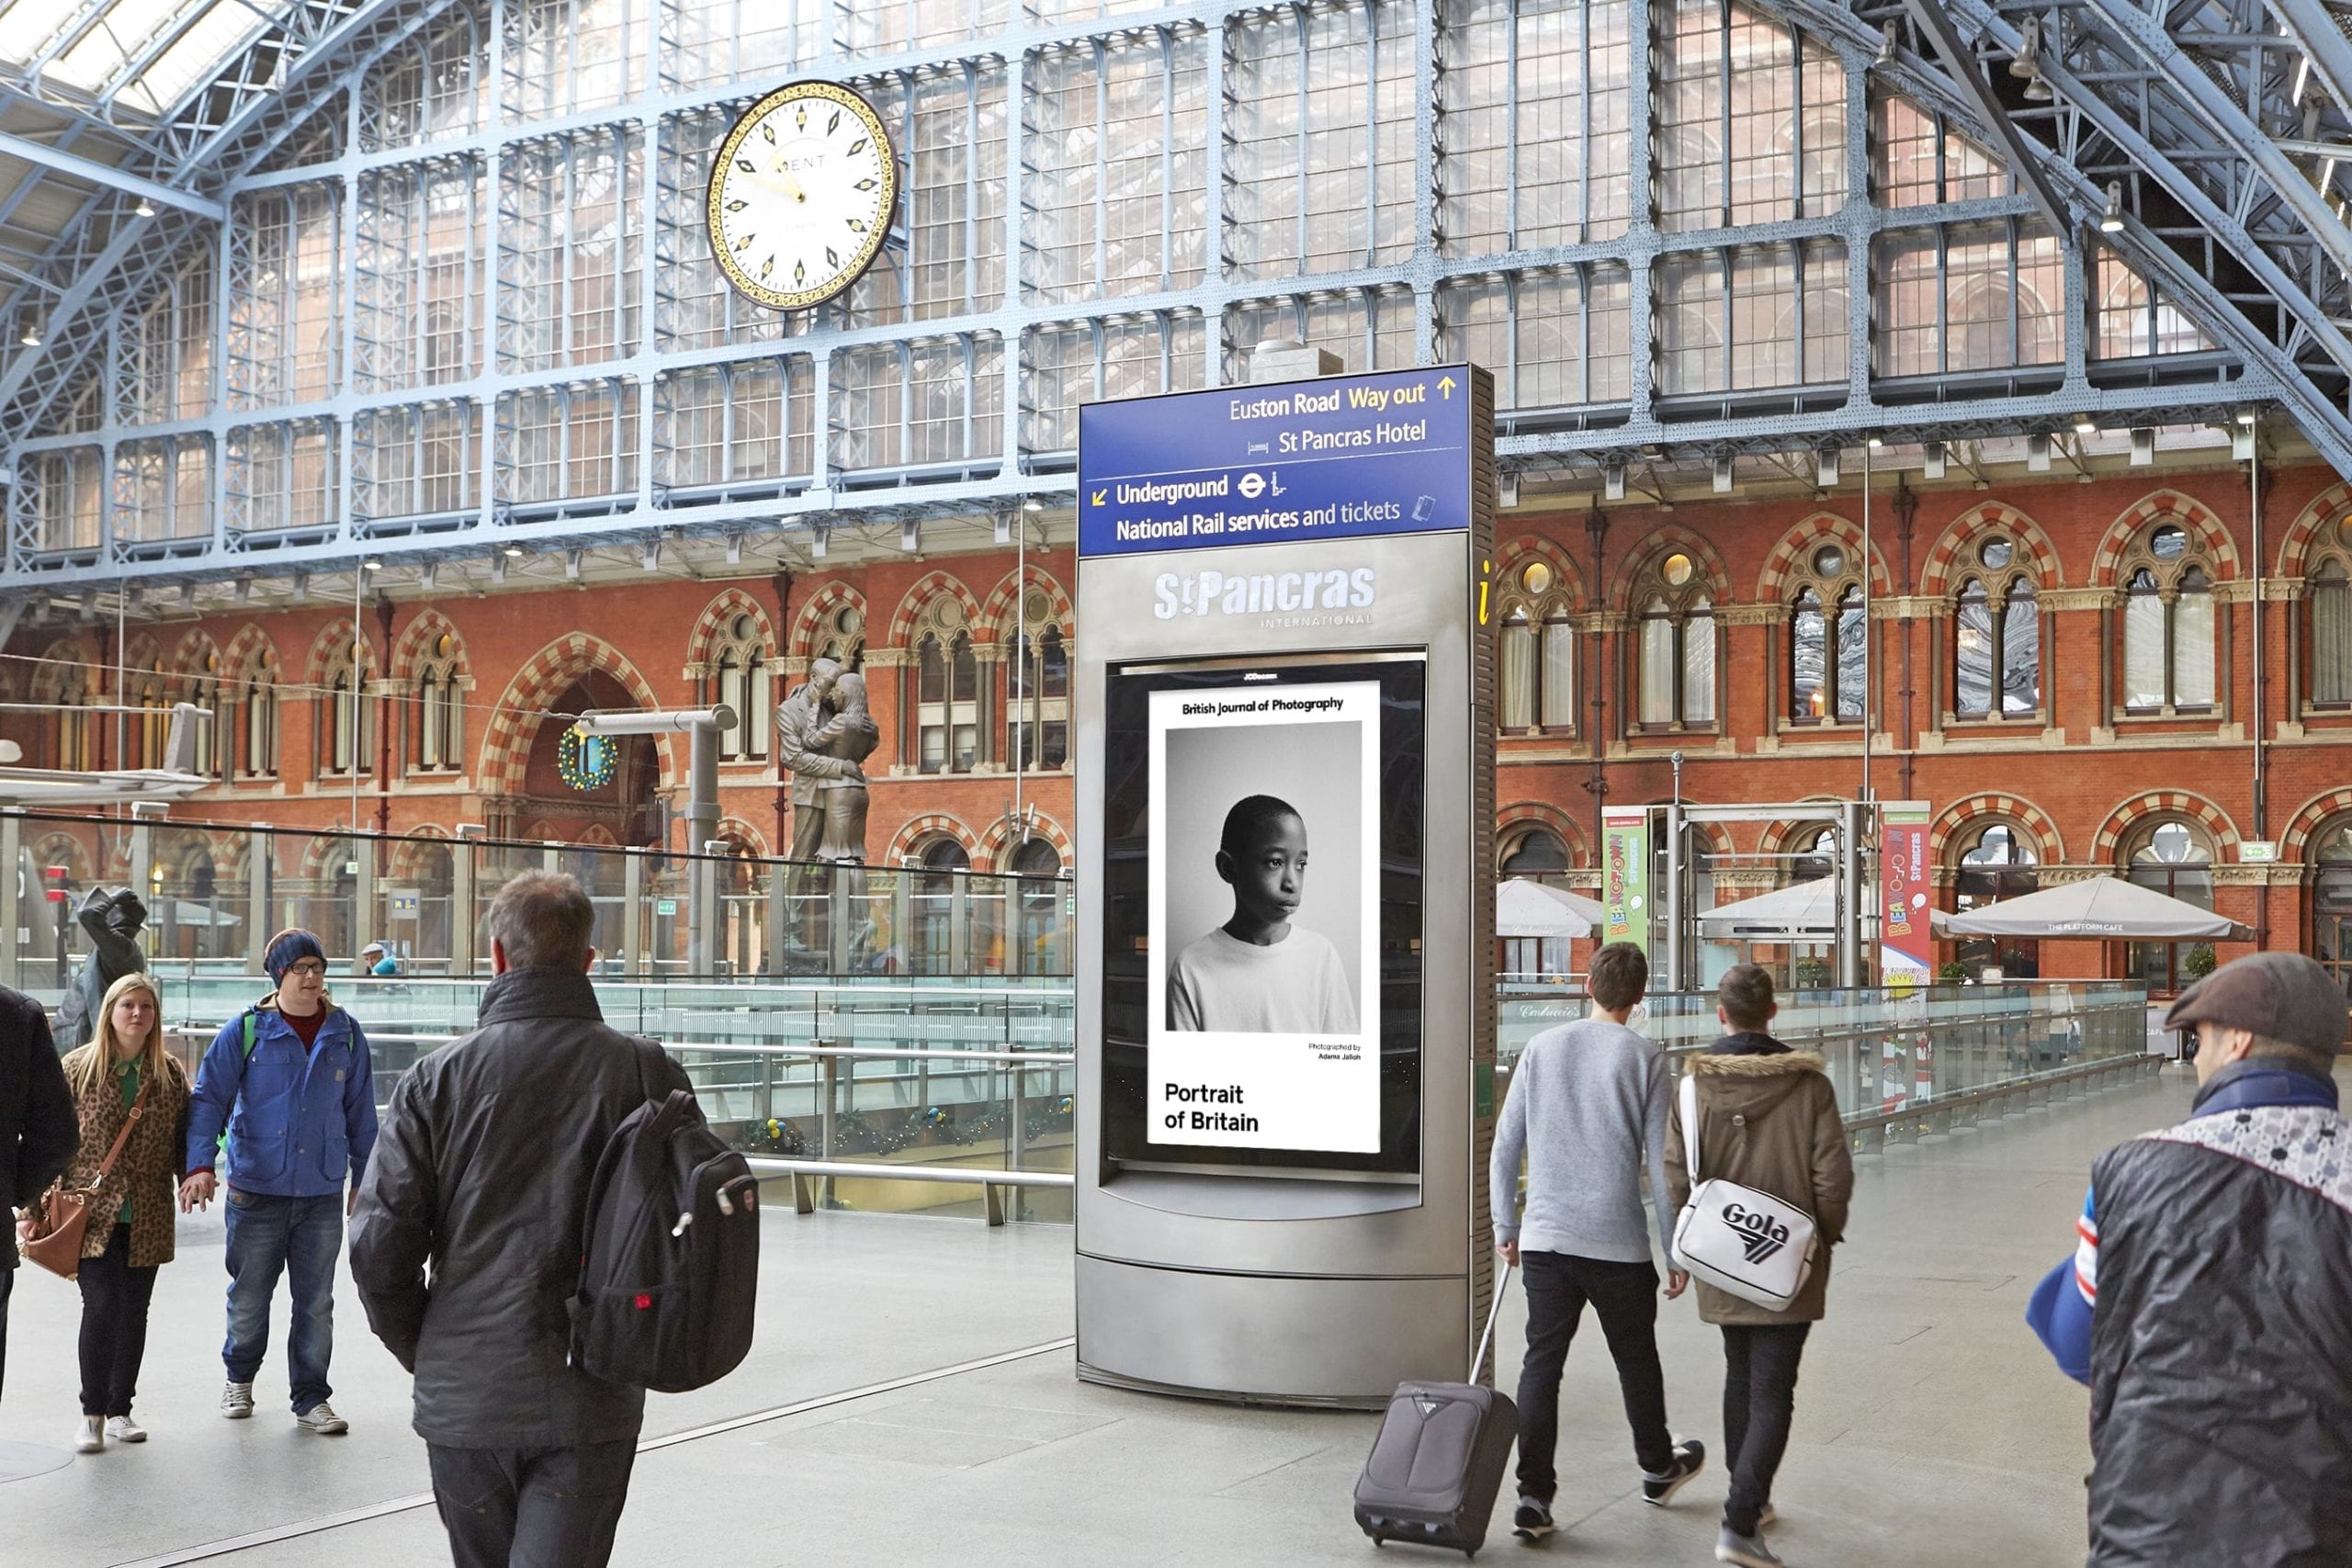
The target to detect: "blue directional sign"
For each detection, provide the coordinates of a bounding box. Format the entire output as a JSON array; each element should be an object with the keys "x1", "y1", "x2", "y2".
[{"x1": 1077, "y1": 366, "x2": 1476, "y2": 558}]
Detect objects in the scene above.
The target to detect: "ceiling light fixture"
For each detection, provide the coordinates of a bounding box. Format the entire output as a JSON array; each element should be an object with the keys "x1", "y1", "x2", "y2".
[
  {"x1": 134, "y1": 197, "x2": 156, "y2": 218},
  {"x1": 17, "y1": 318, "x2": 40, "y2": 347},
  {"x1": 2099, "y1": 182, "x2": 2125, "y2": 233},
  {"x1": 1022, "y1": 496, "x2": 1044, "y2": 513},
  {"x1": 361, "y1": 558, "x2": 384, "y2": 572},
  {"x1": 2074, "y1": 414, "x2": 2098, "y2": 435},
  {"x1": 502, "y1": 545, "x2": 524, "y2": 558}
]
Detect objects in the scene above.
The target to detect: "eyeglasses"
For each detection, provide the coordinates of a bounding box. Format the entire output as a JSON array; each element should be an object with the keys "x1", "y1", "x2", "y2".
[{"x1": 284, "y1": 961, "x2": 327, "y2": 978}]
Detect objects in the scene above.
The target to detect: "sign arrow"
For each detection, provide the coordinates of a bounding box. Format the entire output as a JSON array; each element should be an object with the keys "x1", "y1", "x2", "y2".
[
  {"x1": 1437, "y1": 375, "x2": 1457, "y2": 399},
  {"x1": 1090, "y1": 489, "x2": 1106, "y2": 506}
]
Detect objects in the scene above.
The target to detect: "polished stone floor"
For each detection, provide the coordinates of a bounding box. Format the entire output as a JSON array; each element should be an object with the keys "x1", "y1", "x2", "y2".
[{"x1": 0, "y1": 1061, "x2": 2227, "y2": 1568}]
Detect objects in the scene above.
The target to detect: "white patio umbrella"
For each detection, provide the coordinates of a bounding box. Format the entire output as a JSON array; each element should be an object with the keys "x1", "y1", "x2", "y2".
[
  {"x1": 1496, "y1": 878, "x2": 1601, "y2": 940},
  {"x1": 1939, "y1": 876, "x2": 2251, "y2": 942},
  {"x1": 1697, "y1": 876, "x2": 1849, "y2": 939}
]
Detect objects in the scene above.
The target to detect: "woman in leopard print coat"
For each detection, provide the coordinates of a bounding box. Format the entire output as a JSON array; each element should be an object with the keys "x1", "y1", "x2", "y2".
[{"x1": 56, "y1": 972, "x2": 190, "y2": 1454}]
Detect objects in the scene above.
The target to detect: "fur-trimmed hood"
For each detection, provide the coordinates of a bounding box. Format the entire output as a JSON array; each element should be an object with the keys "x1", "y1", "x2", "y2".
[{"x1": 1687, "y1": 1047, "x2": 1826, "y2": 1079}]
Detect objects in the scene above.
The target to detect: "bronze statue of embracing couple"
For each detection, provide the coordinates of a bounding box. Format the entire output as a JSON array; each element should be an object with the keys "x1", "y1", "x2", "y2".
[{"x1": 774, "y1": 657, "x2": 879, "y2": 864}]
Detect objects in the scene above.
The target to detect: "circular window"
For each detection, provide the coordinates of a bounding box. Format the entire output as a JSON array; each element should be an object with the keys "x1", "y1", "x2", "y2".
[
  {"x1": 1978, "y1": 538, "x2": 2013, "y2": 570},
  {"x1": 835, "y1": 605, "x2": 863, "y2": 637},
  {"x1": 1023, "y1": 588, "x2": 1053, "y2": 624},
  {"x1": 433, "y1": 631, "x2": 454, "y2": 658},
  {"x1": 1519, "y1": 560, "x2": 1554, "y2": 595},
  {"x1": 729, "y1": 612, "x2": 756, "y2": 641},
  {"x1": 2338, "y1": 516, "x2": 2352, "y2": 551},
  {"x1": 2150, "y1": 525, "x2": 2188, "y2": 560},
  {"x1": 1812, "y1": 544, "x2": 1846, "y2": 578},
  {"x1": 204, "y1": 652, "x2": 219, "y2": 673},
  {"x1": 1661, "y1": 553, "x2": 1694, "y2": 588}
]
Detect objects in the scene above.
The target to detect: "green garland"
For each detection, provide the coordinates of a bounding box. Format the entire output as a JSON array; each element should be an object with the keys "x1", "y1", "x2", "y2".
[{"x1": 557, "y1": 724, "x2": 616, "y2": 792}]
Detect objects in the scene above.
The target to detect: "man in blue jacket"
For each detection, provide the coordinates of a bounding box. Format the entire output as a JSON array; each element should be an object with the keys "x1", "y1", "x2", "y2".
[
  {"x1": 178, "y1": 929, "x2": 378, "y2": 1435},
  {"x1": 2027, "y1": 951, "x2": 2350, "y2": 1564}
]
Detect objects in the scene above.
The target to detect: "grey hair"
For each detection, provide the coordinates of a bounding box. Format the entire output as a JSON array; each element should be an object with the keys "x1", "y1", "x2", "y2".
[{"x1": 486, "y1": 870, "x2": 596, "y2": 970}]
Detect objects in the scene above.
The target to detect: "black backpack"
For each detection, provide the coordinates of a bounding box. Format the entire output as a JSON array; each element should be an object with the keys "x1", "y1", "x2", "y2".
[{"x1": 567, "y1": 1050, "x2": 761, "y2": 1393}]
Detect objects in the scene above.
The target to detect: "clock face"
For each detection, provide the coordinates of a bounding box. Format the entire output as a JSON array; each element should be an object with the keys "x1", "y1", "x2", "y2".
[{"x1": 707, "y1": 81, "x2": 899, "y2": 311}]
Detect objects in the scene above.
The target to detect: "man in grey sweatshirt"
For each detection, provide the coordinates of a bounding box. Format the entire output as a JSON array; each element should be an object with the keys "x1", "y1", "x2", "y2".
[{"x1": 1492, "y1": 941, "x2": 1703, "y2": 1542}]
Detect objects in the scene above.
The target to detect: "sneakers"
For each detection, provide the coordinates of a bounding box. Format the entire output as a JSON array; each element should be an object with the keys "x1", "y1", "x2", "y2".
[
  {"x1": 104, "y1": 1415, "x2": 147, "y2": 1444},
  {"x1": 220, "y1": 1382, "x2": 254, "y2": 1419},
  {"x1": 1641, "y1": 1438, "x2": 1707, "y2": 1506},
  {"x1": 1511, "y1": 1495, "x2": 1555, "y2": 1541},
  {"x1": 1714, "y1": 1525, "x2": 1787, "y2": 1567},
  {"x1": 74, "y1": 1415, "x2": 104, "y2": 1454},
  {"x1": 295, "y1": 1401, "x2": 348, "y2": 1435}
]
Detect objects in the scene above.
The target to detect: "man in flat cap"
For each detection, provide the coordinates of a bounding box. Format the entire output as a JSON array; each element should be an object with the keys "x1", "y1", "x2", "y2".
[{"x1": 2028, "y1": 952, "x2": 2351, "y2": 1565}]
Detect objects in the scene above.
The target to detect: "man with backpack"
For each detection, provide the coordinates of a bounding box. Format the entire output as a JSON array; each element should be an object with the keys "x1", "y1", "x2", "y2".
[
  {"x1": 1491, "y1": 941, "x2": 1705, "y2": 1545},
  {"x1": 179, "y1": 928, "x2": 377, "y2": 1435},
  {"x1": 350, "y1": 871, "x2": 697, "y2": 1568}
]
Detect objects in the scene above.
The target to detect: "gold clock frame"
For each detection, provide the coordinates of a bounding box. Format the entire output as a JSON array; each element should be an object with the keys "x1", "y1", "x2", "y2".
[{"x1": 706, "y1": 80, "x2": 899, "y2": 312}]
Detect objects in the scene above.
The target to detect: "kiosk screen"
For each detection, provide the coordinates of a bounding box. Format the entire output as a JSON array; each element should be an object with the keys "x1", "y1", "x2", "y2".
[{"x1": 1100, "y1": 654, "x2": 1424, "y2": 1176}]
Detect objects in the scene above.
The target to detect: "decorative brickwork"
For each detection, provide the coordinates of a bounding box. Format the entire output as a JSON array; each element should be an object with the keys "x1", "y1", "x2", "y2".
[
  {"x1": 684, "y1": 588, "x2": 779, "y2": 673},
  {"x1": 475, "y1": 634, "x2": 673, "y2": 795},
  {"x1": 1756, "y1": 511, "x2": 1894, "y2": 603},
  {"x1": 2089, "y1": 489, "x2": 2242, "y2": 585},
  {"x1": 1928, "y1": 793, "x2": 2067, "y2": 864},
  {"x1": 1492, "y1": 536, "x2": 1589, "y2": 611},
  {"x1": 1606, "y1": 522, "x2": 1734, "y2": 606},
  {"x1": 2276, "y1": 481, "x2": 2351, "y2": 581},
  {"x1": 1918, "y1": 502, "x2": 2066, "y2": 594},
  {"x1": 885, "y1": 570, "x2": 988, "y2": 650},
  {"x1": 788, "y1": 581, "x2": 871, "y2": 662},
  {"x1": 976, "y1": 564, "x2": 1076, "y2": 642},
  {"x1": 2090, "y1": 790, "x2": 2244, "y2": 863},
  {"x1": 1497, "y1": 800, "x2": 1589, "y2": 868},
  {"x1": 2280, "y1": 788, "x2": 2352, "y2": 862},
  {"x1": 978, "y1": 807, "x2": 1073, "y2": 870},
  {"x1": 886, "y1": 813, "x2": 982, "y2": 864}
]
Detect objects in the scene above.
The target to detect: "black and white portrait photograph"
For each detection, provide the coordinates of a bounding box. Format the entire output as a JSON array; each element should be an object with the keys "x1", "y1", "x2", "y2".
[{"x1": 1146, "y1": 678, "x2": 1381, "y2": 1154}]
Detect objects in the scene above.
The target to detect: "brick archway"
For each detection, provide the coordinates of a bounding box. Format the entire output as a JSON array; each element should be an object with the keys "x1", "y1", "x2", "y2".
[
  {"x1": 1491, "y1": 536, "x2": 1589, "y2": 611},
  {"x1": 788, "y1": 581, "x2": 871, "y2": 662},
  {"x1": 1919, "y1": 502, "x2": 2067, "y2": 595},
  {"x1": 2281, "y1": 788, "x2": 2352, "y2": 861},
  {"x1": 1496, "y1": 801, "x2": 1590, "y2": 869},
  {"x1": 885, "y1": 570, "x2": 987, "y2": 650},
  {"x1": 976, "y1": 565, "x2": 1075, "y2": 643},
  {"x1": 1607, "y1": 524, "x2": 1735, "y2": 607},
  {"x1": 714, "y1": 816, "x2": 771, "y2": 856},
  {"x1": 2091, "y1": 790, "x2": 2244, "y2": 863},
  {"x1": 476, "y1": 633, "x2": 674, "y2": 796},
  {"x1": 2278, "y1": 481, "x2": 2352, "y2": 580},
  {"x1": 301, "y1": 619, "x2": 375, "y2": 689},
  {"x1": 1929, "y1": 793, "x2": 2067, "y2": 865},
  {"x1": 685, "y1": 587, "x2": 779, "y2": 672},
  {"x1": 978, "y1": 808, "x2": 1073, "y2": 870},
  {"x1": 885, "y1": 813, "x2": 982, "y2": 865},
  {"x1": 2089, "y1": 489, "x2": 2242, "y2": 586},
  {"x1": 387, "y1": 828, "x2": 455, "y2": 881},
  {"x1": 1756, "y1": 511, "x2": 1894, "y2": 603},
  {"x1": 390, "y1": 610, "x2": 469, "y2": 682},
  {"x1": 219, "y1": 625, "x2": 278, "y2": 682}
]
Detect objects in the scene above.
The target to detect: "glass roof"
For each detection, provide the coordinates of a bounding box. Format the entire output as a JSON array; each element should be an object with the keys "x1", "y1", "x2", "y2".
[{"x1": 0, "y1": 0, "x2": 281, "y2": 118}]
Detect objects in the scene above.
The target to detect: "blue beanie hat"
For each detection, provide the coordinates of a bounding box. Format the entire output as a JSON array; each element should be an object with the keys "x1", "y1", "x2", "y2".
[{"x1": 264, "y1": 929, "x2": 326, "y2": 984}]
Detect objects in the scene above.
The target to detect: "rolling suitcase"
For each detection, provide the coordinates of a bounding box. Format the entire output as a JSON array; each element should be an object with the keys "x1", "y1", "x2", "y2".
[{"x1": 1351, "y1": 1264, "x2": 1519, "y2": 1558}]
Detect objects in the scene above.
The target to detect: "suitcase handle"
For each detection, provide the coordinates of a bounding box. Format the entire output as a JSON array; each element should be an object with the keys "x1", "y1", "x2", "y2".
[{"x1": 1471, "y1": 1261, "x2": 1514, "y2": 1383}]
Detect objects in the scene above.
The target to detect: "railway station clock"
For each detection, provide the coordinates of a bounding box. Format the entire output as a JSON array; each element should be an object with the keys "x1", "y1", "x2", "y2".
[{"x1": 706, "y1": 80, "x2": 899, "y2": 311}]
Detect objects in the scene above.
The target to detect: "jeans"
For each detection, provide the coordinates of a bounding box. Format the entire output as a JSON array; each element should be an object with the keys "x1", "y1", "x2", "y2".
[
  {"x1": 0, "y1": 1259, "x2": 13, "y2": 1402},
  {"x1": 429, "y1": 1439, "x2": 639, "y2": 1568},
  {"x1": 1513, "y1": 1251, "x2": 1675, "y2": 1503},
  {"x1": 223, "y1": 1189, "x2": 344, "y2": 1414},
  {"x1": 77, "y1": 1224, "x2": 160, "y2": 1417},
  {"x1": 1721, "y1": 1322, "x2": 1812, "y2": 1537}
]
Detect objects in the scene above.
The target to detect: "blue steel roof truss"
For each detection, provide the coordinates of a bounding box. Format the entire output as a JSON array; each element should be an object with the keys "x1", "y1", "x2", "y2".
[{"x1": 0, "y1": 0, "x2": 2342, "y2": 593}]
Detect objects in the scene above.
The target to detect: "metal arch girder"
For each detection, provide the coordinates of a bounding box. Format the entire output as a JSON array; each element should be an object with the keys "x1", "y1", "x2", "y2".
[
  {"x1": 0, "y1": 130, "x2": 225, "y2": 220},
  {"x1": 2071, "y1": 0, "x2": 2352, "y2": 284},
  {"x1": 1766, "y1": 0, "x2": 2352, "y2": 473},
  {"x1": 2268, "y1": 0, "x2": 2352, "y2": 118},
  {"x1": 0, "y1": 0, "x2": 458, "y2": 441}
]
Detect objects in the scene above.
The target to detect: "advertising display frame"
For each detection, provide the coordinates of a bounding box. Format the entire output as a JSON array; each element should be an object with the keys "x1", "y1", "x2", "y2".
[
  {"x1": 1072, "y1": 363, "x2": 1496, "y2": 1405},
  {"x1": 1098, "y1": 651, "x2": 1428, "y2": 1177}
]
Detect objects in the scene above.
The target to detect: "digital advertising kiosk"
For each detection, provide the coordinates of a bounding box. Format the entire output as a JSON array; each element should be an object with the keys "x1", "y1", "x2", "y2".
[{"x1": 1074, "y1": 364, "x2": 1498, "y2": 1405}]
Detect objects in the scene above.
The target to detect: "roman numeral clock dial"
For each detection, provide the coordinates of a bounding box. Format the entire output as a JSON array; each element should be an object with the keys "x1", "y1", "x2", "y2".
[{"x1": 707, "y1": 81, "x2": 899, "y2": 311}]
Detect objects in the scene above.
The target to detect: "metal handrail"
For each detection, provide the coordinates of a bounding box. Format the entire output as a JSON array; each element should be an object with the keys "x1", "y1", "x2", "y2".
[{"x1": 164, "y1": 1022, "x2": 1073, "y2": 1066}]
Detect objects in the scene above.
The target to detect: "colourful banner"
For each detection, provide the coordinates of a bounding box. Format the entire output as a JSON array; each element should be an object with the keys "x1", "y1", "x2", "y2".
[
  {"x1": 1881, "y1": 799, "x2": 1933, "y2": 988},
  {"x1": 1601, "y1": 807, "x2": 1649, "y2": 954}
]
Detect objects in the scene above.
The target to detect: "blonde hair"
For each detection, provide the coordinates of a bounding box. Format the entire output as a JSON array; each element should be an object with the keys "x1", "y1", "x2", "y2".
[{"x1": 66, "y1": 972, "x2": 174, "y2": 1100}]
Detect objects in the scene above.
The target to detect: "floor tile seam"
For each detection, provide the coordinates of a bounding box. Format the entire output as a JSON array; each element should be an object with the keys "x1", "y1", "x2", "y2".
[{"x1": 107, "y1": 1337, "x2": 1076, "y2": 1568}]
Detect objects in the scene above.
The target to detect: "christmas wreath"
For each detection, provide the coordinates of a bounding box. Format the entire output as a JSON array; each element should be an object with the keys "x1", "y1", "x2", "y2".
[{"x1": 557, "y1": 724, "x2": 616, "y2": 792}]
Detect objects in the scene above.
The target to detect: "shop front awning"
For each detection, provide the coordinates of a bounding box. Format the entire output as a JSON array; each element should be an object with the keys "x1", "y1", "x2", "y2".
[
  {"x1": 1939, "y1": 877, "x2": 2250, "y2": 942},
  {"x1": 1496, "y1": 878, "x2": 1601, "y2": 940}
]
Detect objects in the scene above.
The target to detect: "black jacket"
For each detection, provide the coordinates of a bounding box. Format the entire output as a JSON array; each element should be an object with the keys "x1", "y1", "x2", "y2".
[
  {"x1": 2085, "y1": 1071, "x2": 2352, "y2": 1565},
  {"x1": 2, "y1": 984, "x2": 77, "y2": 1268},
  {"x1": 349, "y1": 966, "x2": 693, "y2": 1448}
]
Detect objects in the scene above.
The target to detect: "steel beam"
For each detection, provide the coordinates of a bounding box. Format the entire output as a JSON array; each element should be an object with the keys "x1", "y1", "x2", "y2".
[
  {"x1": 0, "y1": 131, "x2": 225, "y2": 222},
  {"x1": 1900, "y1": 0, "x2": 2073, "y2": 237}
]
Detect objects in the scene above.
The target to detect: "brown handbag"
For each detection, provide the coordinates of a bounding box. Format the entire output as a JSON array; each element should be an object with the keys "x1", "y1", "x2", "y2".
[{"x1": 16, "y1": 1077, "x2": 148, "y2": 1281}]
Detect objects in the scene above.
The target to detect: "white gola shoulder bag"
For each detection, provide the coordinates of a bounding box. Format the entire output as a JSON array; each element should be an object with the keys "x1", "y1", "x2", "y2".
[{"x1": 1671, "y1": 1072, "x2": 1818, "y2": 1312}]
